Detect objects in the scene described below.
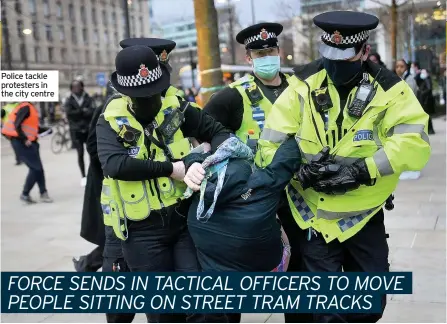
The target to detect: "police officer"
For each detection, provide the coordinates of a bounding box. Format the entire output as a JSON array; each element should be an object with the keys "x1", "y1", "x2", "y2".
[
  {"x1": 2, "y1": 102, "x2": 22, "y2": 165},
  {"x1": 203, "y1": 22, "x2": 290, "y2": 145},
  {"x1": 197, "y1": 21, "x2": 294, "y2": 324},
  {"x1": 97, "y1": 45, "x2": 230, "y2": 323},
  {"x1": 257, "y1": 11, "x2": 431, "y2": 322}
]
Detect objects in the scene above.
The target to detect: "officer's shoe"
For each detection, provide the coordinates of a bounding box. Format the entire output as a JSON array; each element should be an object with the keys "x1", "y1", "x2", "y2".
[
  {"x1": 40, "y1": 192, "x2": 54, "y2": 203},
  {"x1": 20, "y1": 194, "x2": 37, "y2": 204}
]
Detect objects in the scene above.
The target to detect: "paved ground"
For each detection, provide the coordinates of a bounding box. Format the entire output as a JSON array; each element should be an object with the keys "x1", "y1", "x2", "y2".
[{"x1": 1, "y1": 118, "x2": 446, "y2": 323}]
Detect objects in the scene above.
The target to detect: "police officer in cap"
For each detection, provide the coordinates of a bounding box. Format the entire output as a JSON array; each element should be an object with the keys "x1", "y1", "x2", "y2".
[
  {"x1": 97, "y1": 45, "x2": 230, "y2": 323},
  {"x1": 258, "y1": 11, "x2": 431, "y2": 322}
]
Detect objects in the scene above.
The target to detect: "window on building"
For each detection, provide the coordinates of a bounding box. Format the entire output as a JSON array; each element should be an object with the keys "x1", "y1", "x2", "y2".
[
  {"x1": 114, "y1": 32, "x2": 119, "y2": 44},
  {"x1": 32, "y1": 22, "x2": 39, "y2": 40},
  {"x1": 104, "y1": 31, "x2": 109, "y2": 44},
  {"x1": 34, "y1": 47, "x2": 41, "y2": 62},
  {"x1": 43, "y1": 0, "x2": 50, "y2": 17},
  {"x1": 71, "y1": 27, "x2": 77, "y2": 44},
  {"x1": 93, "y1": 30, "x2": 99, "y2": 44},
  {"x1": 139, "y1": 17, "x2": 144, "y2": 35},
  {"x1": 59, "y1": 25, "x2": 65, "y2": 41},
  {"x1": 73, "y1": 49, "x2": 79, "y2": 64},
  {"x1": 81, "y1": 6, "x2": 86, "y2": 23},
  {"x1": 102, "y1": 10, "x2": 108, "y2": 25},
  {"x1": 20, "y1": 44, "x2": 26, "y2": 61},
  {"x1": 61, "y1": 48, "x2": 67, "y2": 61},
  {"x1": 45, "y1": 25, "x2": 53, "y2": 41},
  {"x1": 83, "y1": 28, "x2": 88, "y2": 44},
  {"x1": 111, "y1": 11, "x2": 116, "y2": 26},
  {"x1": 15, "y1": 0, "x2": 22, "y2": 13},
  {"x1": 48, "y1": 47, "x2": 54, "y2": 62},
  {"x1": 85, "y1": 50, "x2": 90, "y2": 64},
  {"x1": 69, "y1": 3, "x2": 75, "y2": 20},
  {"x1": 17, "y1": 20, "x2": 23, "y2": 38},
  {"x1": 29, "y1": 0, "x2": 36, "y2": 15},
  {"x1": 96, "y1": 51, "x2": 101, "y2": 64},
  {"x1": 56, "y1": 2, "x2": 62, "y2": 18},
  {"x1": 188, "y1": 23, "x2": 195, "y2": 30},
  {"x1": 92, "y1": 8, "x2": 97, "y2": 24}
]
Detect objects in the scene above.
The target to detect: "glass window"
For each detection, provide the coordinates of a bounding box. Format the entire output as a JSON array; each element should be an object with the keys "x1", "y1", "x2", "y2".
[
  {"x1": 59, "y1": 25, "x2": 65, "y2": 41},
  {"x1": 103, "y1": 10, "x2": 108, "y2": 25},
  {"x1": 29, "y1": 0, "x2": 36, "y2": 14},
  {"x1": 34, "y1": 47, "x2": 41, "y2": 62},
  {"x1": 20, "y1": 44, "x2": 26, "y2": 61},
  {"x1": 92, "y1": 8, "x2": 97, "y2": 24},
  {"x1": 61, "y1": 48, "x2": 67, "y2": 61},
  {"x1": 45, "y1": 25, "x2": 52, "y2": 41},
  {"x1": 104, "y1": 31, "x2": 109, "y2": 44},
  {"x1": 83, "y1": 28, "x2": 88, "y2": 44},
  {"x1": 56, "y1": 2, "x2": 62, "y2": 18},
  {"x1": 93, "y1": 30, "x2": 99, "y2": 44},
  {"x1": 85, "y1": 50, "x2": 90, "y2": 64},
  {"x1": 81, "y1": 7, "x2": 86, "y2": 23},
  {"x1": 114, "y1": 32, "x2": 118, "y2": 44},
  {"x1": 96, "y1": 51, "x2": 101, "y2": 64},
  {"x1": 69, "y1": 3, "x2": 75, "y2": 20},
  {"x1": 17, "y1": 20, "x2": 23, "y2": 38},
  {"x1": 73, "y1": 49, "x2": 79, "y2": 64},
  {"x1": 48, "y1": 47, "x2": 54, "y2": 62},
  {"x1": 139, "y1": 17, "x2": 144, "y2": 35},
  {"x1": 32, "y1": 22, "x2": 39, "y2": 40},
  {"x1": 71, "y1": 27, "x2": 77, "y2": 44},
  {"x1": 111, "y1": 11, "x2": 116, "y2": 25},
  {"x1": 15, "y1": 0, "x2": 22, "y2": 13},
  {"x1": 43, "y1": 0, "x2": 50, "y2": 17}
]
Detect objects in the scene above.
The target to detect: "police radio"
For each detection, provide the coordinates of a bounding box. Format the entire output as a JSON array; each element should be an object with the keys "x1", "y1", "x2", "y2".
[
  {"x1": 311, "y1": 87, "x2": 333, "y2": 113},
  {"x1": 245, "y1": 84, "x2": 263, "y2": 104},
  {"x1": 348, "y1": 70, "x2": 381, "y2": 118},
  {"x1": 157, "y1": 102, "x2": 188, "y2": 143}
]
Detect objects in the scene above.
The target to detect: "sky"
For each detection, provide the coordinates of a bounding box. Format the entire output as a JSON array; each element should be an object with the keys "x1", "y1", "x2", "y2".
[{"x1": 151, "y1": 0, "x2": 299, "y2": 28}]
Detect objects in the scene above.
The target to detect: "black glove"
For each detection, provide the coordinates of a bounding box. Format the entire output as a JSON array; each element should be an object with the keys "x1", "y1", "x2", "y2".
[
  {"x1": 182, "y1": 152, "x2": 211, "y2": 171},
  {"x1": 312, "y1": 159, "x2": 373, "y2": 195},
  {"x1": 296, "y1": 147, "x2": 338, "y2": 190}
]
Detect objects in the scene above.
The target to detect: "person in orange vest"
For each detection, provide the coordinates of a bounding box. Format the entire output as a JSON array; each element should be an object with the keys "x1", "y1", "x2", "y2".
[{"x1": 1, "y1": 102, "x2": 53, "y2": 204}]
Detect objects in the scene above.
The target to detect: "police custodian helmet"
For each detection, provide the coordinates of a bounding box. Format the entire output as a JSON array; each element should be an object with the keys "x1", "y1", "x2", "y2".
[
  {"x1": 313, "y1": 11, "x2": 379, "y2": 60},
  {"x1": 236, "y1": 22, "x2": 283, "y2": 50}
]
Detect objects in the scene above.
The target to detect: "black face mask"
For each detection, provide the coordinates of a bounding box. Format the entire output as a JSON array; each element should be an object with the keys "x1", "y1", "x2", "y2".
[
  {"x1": 323, "y1": 58, "x2": 363, "y2": 87},
  {"x1": 131, "y1": 94, "x2": 162, "y2": 124}
]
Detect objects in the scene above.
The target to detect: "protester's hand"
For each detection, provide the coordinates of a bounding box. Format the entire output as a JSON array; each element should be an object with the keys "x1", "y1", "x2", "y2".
[
  {"x1": 202, "y1": 142, "x2": 211, "y2": 153},
  {"x1": 25, "y1": 140, "x2": 32, "y2": 147},
  {"x1": 170, "y1": 161, "x2": 185, "y2": 181},
  {"x1": 184, "y1": 162, "x2": 205, "y2": 191}
]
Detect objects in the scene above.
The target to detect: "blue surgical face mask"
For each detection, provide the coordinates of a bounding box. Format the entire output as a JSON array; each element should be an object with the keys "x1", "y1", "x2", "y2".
[
  {"x1": 323, "y1": 58, "x2": 363, "y2": 87},
  {"x1": 252, "y1": 56, "x2": 281, "y2": 80},
  {"x1": 420, "y1": 72, "x2": 427, "y2": 80}
]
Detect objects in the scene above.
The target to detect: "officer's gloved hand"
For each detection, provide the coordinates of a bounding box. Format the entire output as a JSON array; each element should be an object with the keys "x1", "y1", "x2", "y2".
[
  {"x1": 312, "y1": 158, "x2": 373, "y2": 195},
  {"x1": 296, "y1": 147, "x2": 338, "y2": 190}
]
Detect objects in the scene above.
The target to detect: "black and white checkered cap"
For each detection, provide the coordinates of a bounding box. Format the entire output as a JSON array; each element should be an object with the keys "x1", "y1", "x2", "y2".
[
  {"x1": 244, "y1": 31, "x2": 277, "y2": 46},
  {"x1": 321, "y1": 30, "x2": 369, "y2": 46},
  {"x1": 117, "y1": 65, "x2": 162, "y2": 88}
]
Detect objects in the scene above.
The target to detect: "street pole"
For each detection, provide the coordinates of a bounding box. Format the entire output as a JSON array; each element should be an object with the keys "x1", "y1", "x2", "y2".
[
  {"x1": 228, "y1": 0, "x2": 236, "y2": 65},
  {"x1": 193, "y1": 0, "x2": 223, "y2": 104},
  {"x1": 189, "y1": 49, "x2": 195, "y2": 88},
  {"x1": 250, "y1": 0, "x2": 255, "y2": 24},
  {"x1": 391, "y1": 0, "x2": 397, "y2": 66},
  {"x1": 123, "y1": 0, "x2": 131, "y2": 38},
  {"x1": 1, "y1": 6, "x2": 12, "y2": 69}
]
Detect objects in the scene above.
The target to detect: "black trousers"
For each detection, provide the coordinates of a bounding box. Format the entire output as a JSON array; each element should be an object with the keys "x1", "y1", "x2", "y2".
[
  {"x1": 300, "y1": 210, "x2": 389, "y2": 323},
  {"x1": 73, "y1": 131, "x2": 88, "y2": 178},
  {"x1": 277, "y1": 203, "x2": 314, "y2": 323},
  {"x1": 11, "y1": 139, "x2": 47, "y2": 196},
  {"x1": 121, "y1": 210, "x2": 203, "y2": 323}
]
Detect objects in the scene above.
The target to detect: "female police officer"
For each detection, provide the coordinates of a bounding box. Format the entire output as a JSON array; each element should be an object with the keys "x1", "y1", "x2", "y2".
[{"x1": 96, "y1": 45, "x2": 230, "y2": 322}]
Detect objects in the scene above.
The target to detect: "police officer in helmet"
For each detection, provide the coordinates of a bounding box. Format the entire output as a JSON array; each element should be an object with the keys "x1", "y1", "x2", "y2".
[{"x1": 257, "y1": 11, "x2": 431, "y2": 323}]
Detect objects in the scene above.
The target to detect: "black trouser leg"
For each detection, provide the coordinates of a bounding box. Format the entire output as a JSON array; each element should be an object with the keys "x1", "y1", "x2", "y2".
[
  {"x1": 344, "y1": 210, "x2": 389, "y2": 323},
  {"x1": 277, "y1": 204, "x2": 314, "y2": 323},
  {"x1": 103, "y1": 226, "x2": 136, "y2": 323},
  {"x1": 73, "y1": 132, "x2": 87, "y2": 178},
  {"x1": 428, "y1": 117, "x2": 435, "y2": 134}
]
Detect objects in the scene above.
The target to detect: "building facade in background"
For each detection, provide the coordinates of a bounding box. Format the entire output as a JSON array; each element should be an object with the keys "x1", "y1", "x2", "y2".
[{"x1": 1, "y1": 0, "x2": 151, "y2": 96}]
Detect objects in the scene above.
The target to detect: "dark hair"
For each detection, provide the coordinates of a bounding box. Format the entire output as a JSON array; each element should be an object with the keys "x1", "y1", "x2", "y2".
[
  {"x1": 412, "y1": 61, "x2": 420, "y2": 69},
  {"x1": 70, "y1": 80, "x2": 84, "y2": 91}
]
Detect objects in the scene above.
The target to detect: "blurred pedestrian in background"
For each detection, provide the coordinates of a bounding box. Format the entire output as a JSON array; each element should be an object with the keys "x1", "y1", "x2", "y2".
[
  {"x1": 368, "y1": 52, "x2": 387, "y2": 69},
  {"x1": 1, "y1": 102, "x2": 53, "y2": 204},
  {"x1": 415, "y1": 69, "x2": 436, "y2": 134},
  {"x1": 2, "y1": 103, "x2": 22, "y2": 165},
  {"x1": 395, "y1": 59, "x2": 418, "y2": 94},
  {"x1": 65, "y1": 80, "x2": 96, "y2": 187}
]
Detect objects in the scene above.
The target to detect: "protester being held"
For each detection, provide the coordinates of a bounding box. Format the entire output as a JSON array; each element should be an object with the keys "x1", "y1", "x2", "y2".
[
  {"x1": 368, "y1": 52, "x2": 386, "y2": 68},
  {"x1": 1, "y1": 102, "x2": 53, "y2": 204},
  {"x1": 395, "y1": 59, "x2": 418, "y2": 94},
  {"x1": 415, "y1": 69, "x2": 436, "y2": 134},
  {"x1": 185, "y1": 136, "x2": 298, "y2": 274},
  {"x1": 65, "y1": 80, "x2": 96, "y2": 186}
]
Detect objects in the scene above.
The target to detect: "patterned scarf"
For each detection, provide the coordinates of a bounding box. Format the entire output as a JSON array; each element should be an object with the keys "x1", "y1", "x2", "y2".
[{"x1": 184, "y1": 136, "x2": 254, "y2": 223}]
